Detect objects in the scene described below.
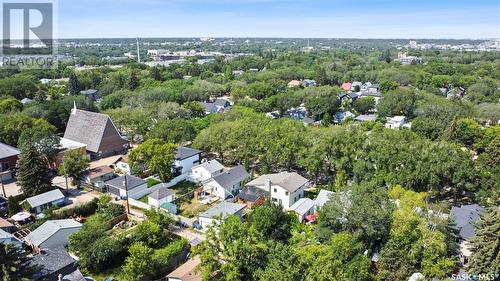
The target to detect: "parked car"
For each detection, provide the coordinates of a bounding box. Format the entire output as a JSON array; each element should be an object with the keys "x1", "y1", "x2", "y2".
[{"x1": 192, "y1": 221, "x2": 202, "y2": 230}]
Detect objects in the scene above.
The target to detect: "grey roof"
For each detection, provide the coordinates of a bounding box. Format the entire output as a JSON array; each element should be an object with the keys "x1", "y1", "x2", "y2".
[
  {"x1": 314, "y1": 189, "x2": 334, "y2": 209},
  {"x1": 237, "y1": 185, "x2": 269, "y2": 202},
  {"x1": 106, "y1": 175, "x2": 146, "y2": 190},
  {"x1": 0, "y1": 142, "x2": 20, "y2": 159},
  {"x1": 354, "y1": 114, "x2": 377, "y2": 122},
  {"x1": 210, "y1": 165, "x2": 249, "y2": 190},
  {"x1": 201, "y1": 102, "x2": 217, "y2": 113},
  {"x1": 25, "y1": 219, "x2": 82, "y2": 247},
  {"x1": 21, "y1": 97, "x2": 33, "y2": 104},
  {"x1": 149, "y1": 187, "x2": 175, "y2": 200},
  {"x1": 289, "y1": 198, "x2": 315, "y2": 216},
  {"x1": 0, "y1": 228, "x2": 22, "y2": 245},
  {"x1": 246, "y1": 172, "x2": 309, "y2": 193},
  {"x1": 30, "y1": 247, "x2": 76, "y2": 279},
  {"x1": 193, "y1": 160, "x2": 224, "y2": 174},
  {"x1": 303, "y1": 116, "x2": 315, "y2": 125},
  {"x1": 199, "y1": 202, "x2": 246, "y2": 219},
  {"x1": 361, "y1": 92, "x2": 382, "y2": 98},
  {"x1": 214, "y1": 98, "x2": 230, "y2": 108},
  {"x1": 175, "y1": 146, "x2": 201, "y2": 160},
  {"x1": 63, "y1": 109, "x2": 126, "y2": 153},
  {"x1": 80, "y1": 89, "x2": 98, "y2": 95},
  {"x1": 451, "y1": 204, "x2": 484, "y2": 240},
  {"x1": 26, "y1": 189, "x2": 65, "y2": 208}
]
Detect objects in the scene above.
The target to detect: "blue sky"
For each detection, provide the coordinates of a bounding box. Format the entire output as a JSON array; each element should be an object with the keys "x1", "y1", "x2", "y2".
[{"x1": 57, "y1": 0, "x2": 500, "y2": 39}]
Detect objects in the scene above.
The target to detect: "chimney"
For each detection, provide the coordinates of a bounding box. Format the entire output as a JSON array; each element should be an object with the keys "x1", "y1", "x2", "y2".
[
  {"x1": 265, "y1": 179, "x2": 272, "y2": 201},
  {"x1": 71, "y1": 100, "x2": 77, "y2": 114}
]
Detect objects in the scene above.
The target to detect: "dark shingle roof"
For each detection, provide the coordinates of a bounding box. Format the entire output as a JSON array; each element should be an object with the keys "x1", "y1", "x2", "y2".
[
  {"x1": 175, "y1": 146, "x2": 201, "y2": 160},
  {"x1": 63, "y1": 109, "x2": 127, "y2": 153},
  {"x1": 149, "y1": 187, "x2": 175, "y2": 200},
  {"x1": 451, "y1": 204, "x2": 484, "y2": 240},
  {"x1": 30, "y1": 247, "x2": 75, "y2": 279},
  {"x1": 237, "y1": 185, "x2": 269, "y2": 202},
  {"x1": 105, "y1": 175, "x2": 146, "y2": 190},
  {"x1": 0, "y1": 142, "x2": 20, "y2": 159},
  {"x1": 211, "y1": 165, "x2": 249, "y2": 190}
]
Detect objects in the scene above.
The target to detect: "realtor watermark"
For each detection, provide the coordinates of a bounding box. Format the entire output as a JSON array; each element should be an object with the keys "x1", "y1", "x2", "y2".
[
  {"x1": 451, "y1": 273, "x2": 499, "y2": 281},
  {"x1": 1, "y1": 0, "x2": 58, "y2": 69}
]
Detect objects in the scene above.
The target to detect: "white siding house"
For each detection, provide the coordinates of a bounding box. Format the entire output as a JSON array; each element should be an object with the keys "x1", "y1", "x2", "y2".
[
  {"x1": 105, "y1": 175, "x2": 148, "y2": 199},
  {"x1": 203, "y1": 165, "x2": 249, "y2": 200},
  {"x1": 190, "y1": 160, "x2": 224, "y2": 183},
  {"x1": 173, "y1": 147, "x2": 201, "y2": 176},
  {"x1": 26, "y1": 189, "x2": 66, "y2": 214},
  {"x1": 148, "y1": 187, "x2": 175, "y2": 208},
  {"x1": 245, "y1": 172, "x2": 309, "y2": 209},
  {"x1": 198, "y1": 202, "x2": 246, "y2": 231}
]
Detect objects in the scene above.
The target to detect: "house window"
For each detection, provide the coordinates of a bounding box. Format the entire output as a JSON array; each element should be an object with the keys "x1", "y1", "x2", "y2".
[
  {"x1": 272, "y1": 198, "x2": 277, "y2": 202},
  {"x1": 273, "y1": 188, "x2": 277, "y2": 193},
  {"x1": 285, "y1": 191, "x2": 289, "y2": 195}
]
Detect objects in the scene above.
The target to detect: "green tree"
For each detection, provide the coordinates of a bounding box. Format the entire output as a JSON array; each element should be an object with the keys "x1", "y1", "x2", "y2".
[
  {"x1": 129, "y1": 72, "x2": 140, "y2": 90},
  {"x1": 129, "y1": 139, "x2": 177, "y2": 181},
  {"x1": 352, "y1": 97, "x2": 375, "y2": 114},
  {"x1": 69, "y1": 72, "x2": 80, "y2": 95},
  {"x1": 377, "y1": 90, "x2": 416, "y2": 118},
  {"x1": 250, "y1": 202, "x2": 294, "y2": 242},
  {"x1": 468, "y1": 207, "x2": 500, "y2": 275},
  {"x1": 16, "y1": 143, "x2": 52, "y2": 197},
  {"x1": 380, "y1": 80, "x2": 399, "y2": 92},
  {"x1": 122, "y1": 242, "x2": 154, "y2": 281},
  {"x1": 18, "y1": 127, "x2": 61, "y2": 166},
  {"x1": 0, "y1": 242, "x2": 38, "y2": 280},
  {"x1": 444, "y1": 118, "x2": 482, "y2": 148},
  {"x1": 59, "y1": 149, "x2": 90, "y2": 185},
  {"x1": 0, "y1": 96, "x2": 22, "y2": 113},
  {"x1": 7, "y1": 196, "x2": 21, "y2": 216}
]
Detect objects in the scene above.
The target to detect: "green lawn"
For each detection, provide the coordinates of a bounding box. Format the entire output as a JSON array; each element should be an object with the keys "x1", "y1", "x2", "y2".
[
  {"x1": 178, "y1": 199, "x2": 210, "y2": 218},
  {"x1": 137, "y1": 194, "x2": 149, "y2": 203},
  {"x1": 170, "y1": 180, "x2": 198, "y2": 195}
]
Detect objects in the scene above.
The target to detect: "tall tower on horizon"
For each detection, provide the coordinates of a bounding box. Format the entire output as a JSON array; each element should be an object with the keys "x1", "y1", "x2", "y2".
[{"x1": 136, "y1": 38, "x2": 141, "y2": 63}]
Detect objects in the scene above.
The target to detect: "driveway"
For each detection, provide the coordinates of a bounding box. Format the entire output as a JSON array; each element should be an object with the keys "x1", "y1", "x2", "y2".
[
  {"x1": 59, "y1": 190, "x2": 101, "y2": 210},
  {"x1": 170, "y1": 225, "x2": 206, "y2": 246},
  {"x1": 1, "y1": 179, "x2": 22, "y2": 198}
]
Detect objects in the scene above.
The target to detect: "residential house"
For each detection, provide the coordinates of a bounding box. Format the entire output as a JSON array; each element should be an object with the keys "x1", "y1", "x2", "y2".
[
  {"x1": 26, "y1": 189, "x2": 66, "y2": 214},
  {"x1": 30, "y1": 247, "x2": 81, "y2": 281},
  {"x1": 354, "y1": 114, "x2": 378, "y2": 122},
  {"x1": 446, "y1": 87, "x2": 467, "y2": 100},
  {"x1": 0, "y1": 228, "x2": 22, "y2": 247},
  {"x1": 339, "y1": 92, "x2": 359, "y2": 104},
  {"x1": 451, "y1": 204, "x2": 484, "y2": 265},
  {"x1": 105, "y1": 175, "x2": 148, "y2": 199},
  {"x1": 190, "y1": 160, "x2": 224, "y2": 183},
  {"x1": 245, "y1": 172, "x2": 309, "y2": 209},
  {"x1": 201, "y1": 98, "x2": 231, "y2": 114},
  {"x1": 351, "y1": 81, "x2": 363, "y2": 92},
  {"x1": 287, "y1": 105, "x2": 308, "y2": 120},
  {"x1": 288, "y1": 198, "x2": 315, "y2": 222},
  {"x1": 114, "y1": 155, "x2": 131, "y2": 174},
  {"x1": 367, "y1": 84, "x2": 380, "y2": 94},
  {"x1": 198, "y1": 202, "x2": 246, "y2": 231},
  {"x1": 203, "y1": 165, "x2": 249, "y2": 200},
  {"x1": 385, "y1": 116, "x2": 410, "y2": 130},
  {"x1": 359, "y1": 91, "x2": 382, "y2": 105},
  {"x1": 334, "y1": 111, "x2": 355, "y2": 123},
  {"x1": 148, "y1": 187, "x2": 175, "y2": 208},
  {"x1": 265, "y1": 111, "x2": 281, "y2": 119},
  {"x1": 287, "y1": 80, "x2": 301, "y2": 88},
  {"x1": 0, "y1": 217, "x2": 15, "y2": 233},
  {"x1": 301, "y1": 79, "x2": 317, "y2": 87},
  {"x1": 85, "y1": 165, "x2": 115, "y2": 190},
  {"x1": 341, "y1": 82, "x2": 352, "y2": 91},
  {"x1": 314, "y1": 189, "x2": 334, "y2": 211},
  {"x1": 174, "y1": 147, "x2": 202, "y2": 177},
  {"x1": 21, "y1": 97, "x2": 33, "y2": 105},
  {"x1": 167, "y1": 256, "x2": 202, "y2": 281},
  {"x1": 25, "y1": 219, "x2": 82, "y2": 252},
  {"x1": 237, "y1": 185, "x2": 269, "y2": 208},
  {"x1": 80, "y1": 89, "x2": 101, "y2": 101},
  {"x1": 63, "y1": 106, "x2": 129, "y2": 160},
  {"x1": 0, "y1": 142, "x2": 20, "y2": 180},
  {"x1": 396, "y1": 52, "x2": 422, "y2": 65}
]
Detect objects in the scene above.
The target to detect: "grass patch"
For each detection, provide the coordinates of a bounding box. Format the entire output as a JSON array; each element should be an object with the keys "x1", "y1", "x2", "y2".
[
  {"x1": 147, "y1": 178, "x2": 162, "y2": 188},
  {"x1": 170, "y1": 180, "x2": 198, "y2": 195},
  {"x1": 179, "y1": 199, "x2": 210, "y2": 218},
  {"x1": 138, "y1": 194, "x2": 149, "y2": 204},
  {"x1": 85, "y1": 265, "x2": 122, "y2": 281}
]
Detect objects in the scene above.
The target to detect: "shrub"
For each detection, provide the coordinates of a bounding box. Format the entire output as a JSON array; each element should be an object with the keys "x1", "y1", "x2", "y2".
[{"x1": 53, "y1": 198, "x2": 98, "y2": 219}]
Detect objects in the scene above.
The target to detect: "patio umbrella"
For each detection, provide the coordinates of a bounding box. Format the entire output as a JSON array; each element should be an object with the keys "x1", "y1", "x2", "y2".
[{"x1": 11, "y1": 211, "x2": 32, "y2": 221}]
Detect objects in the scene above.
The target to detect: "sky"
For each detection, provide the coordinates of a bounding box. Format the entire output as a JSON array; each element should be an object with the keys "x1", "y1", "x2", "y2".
[{"x1": 54, "y1": 0, "x2": 500, "y2": 39}]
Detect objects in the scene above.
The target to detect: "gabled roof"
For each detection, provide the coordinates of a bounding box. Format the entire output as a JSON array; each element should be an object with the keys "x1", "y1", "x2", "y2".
[
  {"x1": 0, "y1": 228, "x2": 22, "y2": 245},
  {"x1": 315, "y1": 189, "x2": 334, "y2": 209},
  {"x1": 199, "y1": 202, "x2": 246, "y2": 219},
  {"x1": 246, "y1": 172, "x2": 309, "y2": 193},
  {"x1": 87, "y1": 165, "x2": 115, "y2": 179},
  {"x1": 341, "y1": 82, "x2": 352, "y2": 91},
  {"x1": 26, "y1": 189, "x2": 65, "y2": 208},
  {"x1": 354, "y1": 114, "x2": 377, "y2": 122},
  {"x1": 105, "y1": 175, "x2": 146, "y2": 190},
  {"x1": 25, "y1": 219, "x2": 82, "y2": 247},
  {"x1": 167, "y1": 256, "x2": 202, "y2": 281},
  {"x1": 149, "y1": 187, "x2": 175, "y2": 200},
  {"x1": 214, "y1": 98, "x2": 230, "y2": 108},
  {"x1": 451, "y1": 204, "x2": 484, "y2": 240},
  {"x1": 30, "y1": 247, "x2": 76, "y2": 279},
  {"x1": 209, "y1": 165, "x2": 249, "y2": 190},
  {"x1": 0, "y1": 142, "x2": 20, "y2": 159},
  {"x1": 192, "y1": 160, "x2": 224, "y2": 174},
  {"x1": 176, "y1": 146, "x2": 202, "y2": 160},
  {"x1": 289, "y1": 198, "x2": 315, "y2": 216},
  {"x1": 63, "y1": 109, "x2": 127, "y2": 153}
]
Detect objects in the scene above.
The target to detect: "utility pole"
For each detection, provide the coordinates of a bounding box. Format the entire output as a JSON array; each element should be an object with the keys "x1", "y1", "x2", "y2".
[
  {"x1": 136, "y1": 38, "x2": 141, "y2": 64},
  {"x1": 124, "y1": 176, "x2": 130, "y2": 215}
]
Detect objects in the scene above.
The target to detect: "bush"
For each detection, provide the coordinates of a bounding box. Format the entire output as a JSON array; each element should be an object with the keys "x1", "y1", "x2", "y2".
[
  {"x1": 152, "y1": 239, "x2": 189, "y2": 274},
  {"x1": 100, "y1": 203, "x2": 125, "y2": 221},
  {"x1": 52, "y1": 198, "x2": 98, "y2": 219}
]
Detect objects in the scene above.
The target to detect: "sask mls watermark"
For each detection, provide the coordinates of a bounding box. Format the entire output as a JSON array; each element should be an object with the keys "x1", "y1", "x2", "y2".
[{"x1": 1, "y1": 0, "x2": 58, "y2": 69}]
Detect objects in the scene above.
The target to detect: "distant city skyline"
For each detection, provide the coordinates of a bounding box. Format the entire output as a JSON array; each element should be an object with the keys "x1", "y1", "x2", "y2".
[{"x1": 57, "y1": 0, "x2": 500, "y2": 39}]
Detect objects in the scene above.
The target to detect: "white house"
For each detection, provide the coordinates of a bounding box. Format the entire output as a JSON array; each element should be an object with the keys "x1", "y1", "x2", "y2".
[
  {"x1": 148, "y1": 187, "x2": 175, "y2": 208},
  {"x1": 26, "y1": 189, "x2": 66, "y2": 214},
  {"x1": 203, "y1": 165, "x2": 249, "y2": 200},
  {"x1": 198, "y1": 202, "x2": 246, "y2": 231},
  {"x1": 288, "y1": 198, "x2": 315, "y2": 221},
  {"x1": 173, "y1": 147, "x2": 202, "y2": 176},
  {"x1": 245, "y1": 172, "x2": 309, "y2": 209},
  {"x1": 385, "y1": 116, "x2": 408, "y2": 129},
  {"x1": 190, "y1": 160, "x2": 224, "y2": 183},
  {"x1": 105, "y1": 175, "x2": 148, "y2": 199},
  {"x1": 24, "y1": 219, "x2": 82, "y2": 252}
]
